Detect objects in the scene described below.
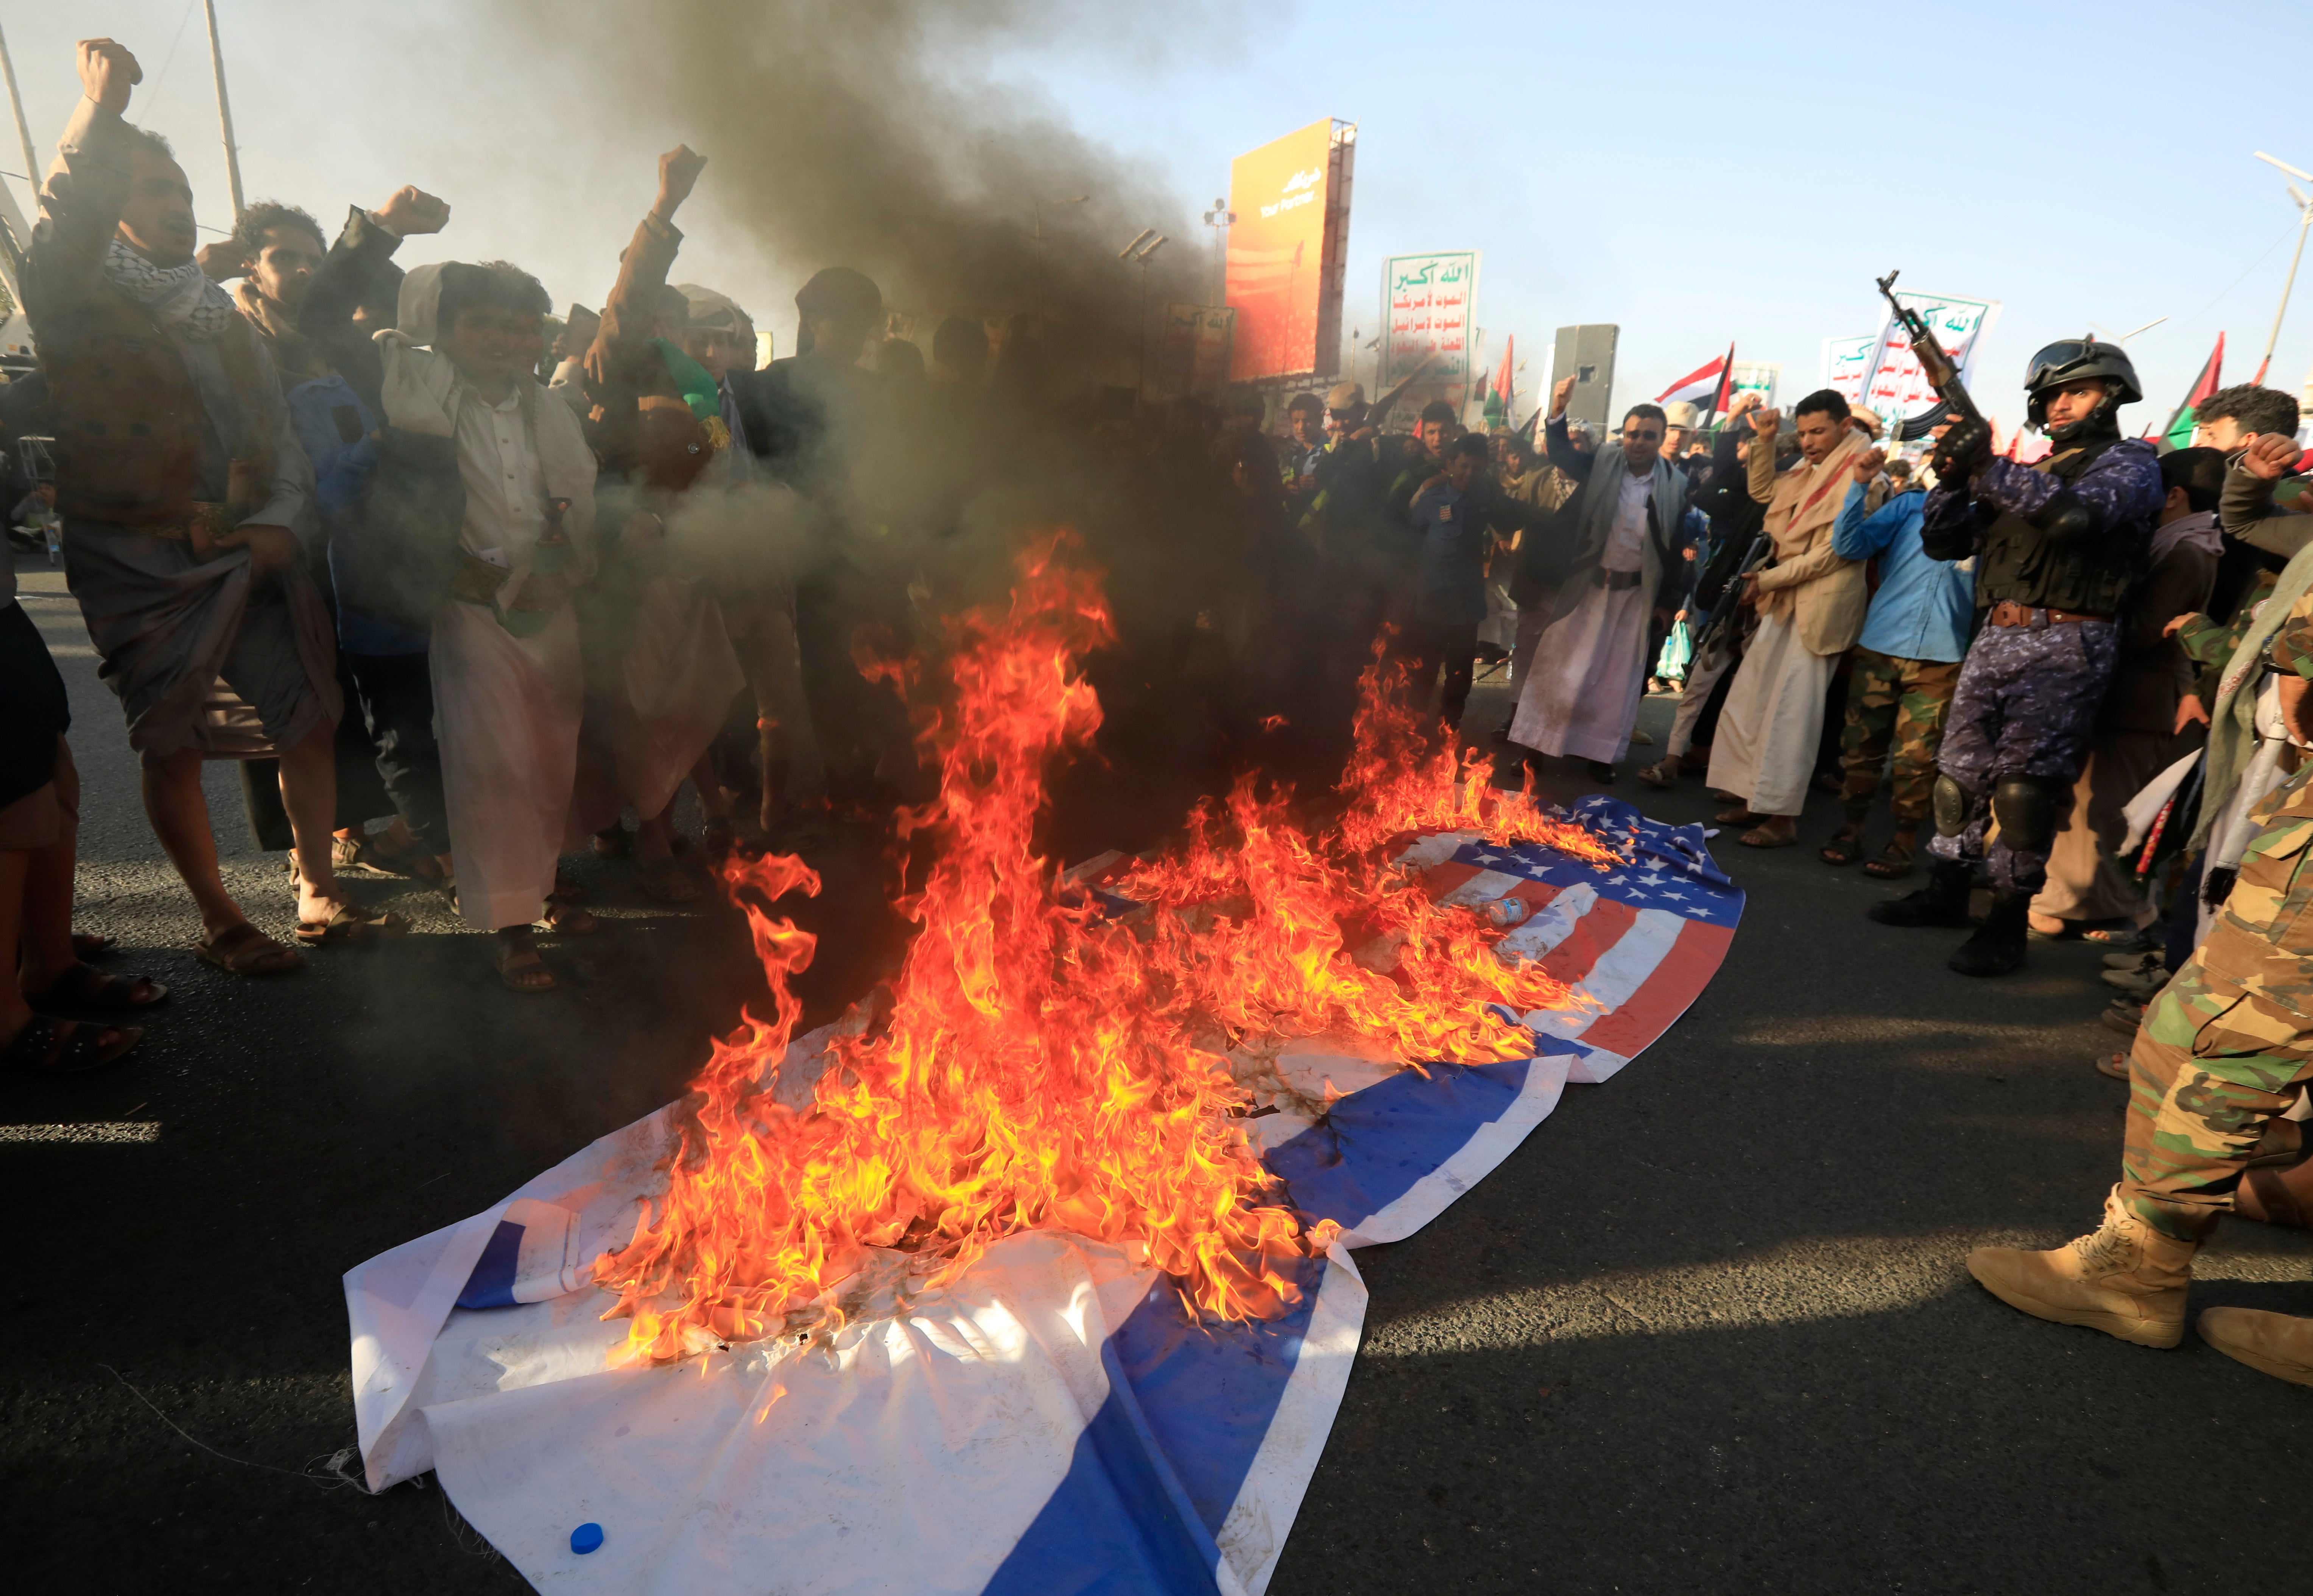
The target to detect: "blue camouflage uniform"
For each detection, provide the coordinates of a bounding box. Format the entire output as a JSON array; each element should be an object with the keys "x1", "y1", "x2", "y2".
[{"x1": 1919, "y1": 433, "x2": 2164, "y2": 894}]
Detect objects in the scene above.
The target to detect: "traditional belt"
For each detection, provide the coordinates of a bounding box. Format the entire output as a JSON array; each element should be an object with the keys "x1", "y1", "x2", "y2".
[
  {"x1": 137, "y1": 501, "x2": 237, "y2": 561},
  {"x1": 449, "y1": 548, "x2": 514, "y2": 606},
  {"x1": 1592, "y1": 567, "x2": 1643, "y2": 590},
  {"x1": 1985, "y1": 601, "x2": 2111, "y2": 628}
]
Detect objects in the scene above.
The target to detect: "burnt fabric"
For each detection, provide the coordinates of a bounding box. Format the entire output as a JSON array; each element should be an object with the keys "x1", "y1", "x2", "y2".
[{"x1": 1928, "y1": 619, "x2": 2120, "y2": 894}]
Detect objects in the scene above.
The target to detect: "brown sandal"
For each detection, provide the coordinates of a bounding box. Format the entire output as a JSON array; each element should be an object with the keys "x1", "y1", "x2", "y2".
[
  {"x1": 1715, "y1": 806, "x2": 1762, "y2": 826},
  {"x1": 1819, "y1": 827, "x2": 1864, "y2": 867},
  {"x1": 294, "y1": 900, "x2": 407, "y2": 945},
  {"x1": 1, "y1": 1014, "x2": 144, "y2": 1074},
  {"x1": 538, "y1": 900, "x2": 598, "y2": 936},
  {"x1": 1863, "y1": 839, "x2": 1917, "y2": 880},
  {"x1": 1739, "y1": 824, "x2": 1797, "y2": 849},
  {"x1": 194, "y1": 923, "x2": 304, "y2": 977},
  {"x1": 496, "y1": 931, "x2": 556, "y2": 993},
  {"x1": 25, "y1": 961, "x2": 169, "y2": 1014}
]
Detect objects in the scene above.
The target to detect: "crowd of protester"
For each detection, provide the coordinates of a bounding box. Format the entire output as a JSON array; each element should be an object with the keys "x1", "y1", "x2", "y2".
[{"x1": 12, "y1": 28, "x2": 2313, "y2": 1388}]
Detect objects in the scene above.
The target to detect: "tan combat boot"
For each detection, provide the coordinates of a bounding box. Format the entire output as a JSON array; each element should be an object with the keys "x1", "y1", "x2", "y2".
[
  {"x1": 2198, "y1": 1308, "x2": 2313, "y2": 1385},
  {"x1": 1965, "y1": 1186, "x2": 2198, "y2": 1348}
]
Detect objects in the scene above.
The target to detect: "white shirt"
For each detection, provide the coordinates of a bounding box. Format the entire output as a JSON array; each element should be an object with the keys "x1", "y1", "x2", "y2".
[
  {"x1": 1603, "y1": 466, "x2": 1652, "y2": 573},
  {"x1": 456, "y1": 390, "x2": 547, "y2": 568}
]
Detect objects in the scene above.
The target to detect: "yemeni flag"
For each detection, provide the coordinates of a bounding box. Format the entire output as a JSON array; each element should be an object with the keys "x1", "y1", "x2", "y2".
[
  {"x1": 1492, "y1": 336, "x2": 1516, "y2": 424},
  {"x1": 1658, "y1": 343, "x2": 1734, "y2": 419},
  {"x1": 2158, "y1": 333, "x2": 2224, "y2": 448}
]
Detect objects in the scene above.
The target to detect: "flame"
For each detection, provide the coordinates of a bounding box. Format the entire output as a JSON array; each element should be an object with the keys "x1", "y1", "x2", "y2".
[{"x1": 595, "y1": 540, "x2": 1625, "y2": 1362}]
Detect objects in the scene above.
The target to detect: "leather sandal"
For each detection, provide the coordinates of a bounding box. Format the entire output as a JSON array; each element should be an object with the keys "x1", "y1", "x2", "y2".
[
  {"x1": 1862, "y1": 839, "x2": 1916, "y2": 880},
  {"x1": 194, "y1": 923, "x2": 304, "y2": 977},
  {"x1": 1, "y1": 1014, "x2": 143, "y2": 1075},
  {"x1": 25, "y1": 962, "x2": 168, "y2": 1015}
]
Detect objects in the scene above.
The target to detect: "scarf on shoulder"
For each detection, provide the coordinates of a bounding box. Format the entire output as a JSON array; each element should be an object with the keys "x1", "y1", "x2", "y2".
[{"x1": 104, "y1": 238, "x2": 238, "y2": 343}]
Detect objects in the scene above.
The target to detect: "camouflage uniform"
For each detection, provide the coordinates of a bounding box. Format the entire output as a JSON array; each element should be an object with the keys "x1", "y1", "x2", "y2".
[
  {"x1": 1839, "y1": 647, "x2": 1964, "y2": 826},
  {"x1": 2121, "y1": 584, "x2": 2313, "y2": 1242},
  {"x1": 1927, "y1": 617, "x2": 2123, "y2": 891}
]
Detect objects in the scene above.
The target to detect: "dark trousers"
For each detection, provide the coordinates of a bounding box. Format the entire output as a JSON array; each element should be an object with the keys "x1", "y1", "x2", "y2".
[
  {"x1": 1403, "y1": 620, "x2": 1479, "y2": 734},
  {"x1": 345, "y1": 649, "x2": 450, "y2": 856}
]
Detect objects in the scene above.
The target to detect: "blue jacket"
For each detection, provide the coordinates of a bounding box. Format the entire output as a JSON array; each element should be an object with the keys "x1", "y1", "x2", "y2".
[
  {"x1": 1832, "y1": 483, "x2": 1974, "y2": 664},
  {"x1": 1410, "y1": 477, "x2": 1498, "y2": 627}
]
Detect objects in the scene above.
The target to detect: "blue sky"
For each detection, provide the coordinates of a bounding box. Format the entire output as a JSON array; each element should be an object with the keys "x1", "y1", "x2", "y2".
[{"x1": 13, "y1": 2, "x2": 2311, "y2": 436}]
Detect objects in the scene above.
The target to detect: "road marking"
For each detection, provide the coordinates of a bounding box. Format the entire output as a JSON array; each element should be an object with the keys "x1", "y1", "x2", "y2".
[{"x1": 0, "y1": 1122, "x2": 162, "y2": 1144}]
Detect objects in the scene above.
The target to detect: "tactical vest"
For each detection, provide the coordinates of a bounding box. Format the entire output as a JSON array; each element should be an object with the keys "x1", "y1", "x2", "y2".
[{"x1": 1971, "y1": 435, "x2": 2147, "y2": 616}]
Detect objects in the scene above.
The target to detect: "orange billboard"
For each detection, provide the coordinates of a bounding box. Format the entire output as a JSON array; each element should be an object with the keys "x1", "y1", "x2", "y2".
[{"x1": 1226, "y1": 118, "x2": 1353, "y2": 383}]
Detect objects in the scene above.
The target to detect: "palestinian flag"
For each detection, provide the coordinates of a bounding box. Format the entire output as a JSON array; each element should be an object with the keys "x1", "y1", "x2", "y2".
[
  {"x1": 1658, "y1": 343, "x2": 1734, "y2": 419},
  {"x1": 2158, "y1": 333, "x2": 2224, "y2": 448}
]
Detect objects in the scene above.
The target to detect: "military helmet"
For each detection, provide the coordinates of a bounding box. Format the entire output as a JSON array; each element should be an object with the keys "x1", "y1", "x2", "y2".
[{"x1": 2023, "y1": 338, "x2": 2143, "y2": 427}]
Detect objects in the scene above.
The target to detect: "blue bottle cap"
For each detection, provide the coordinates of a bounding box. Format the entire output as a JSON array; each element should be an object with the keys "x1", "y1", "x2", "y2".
[{"x1": 570, "y1": 1522, "x2": 605, "y2": 1555}]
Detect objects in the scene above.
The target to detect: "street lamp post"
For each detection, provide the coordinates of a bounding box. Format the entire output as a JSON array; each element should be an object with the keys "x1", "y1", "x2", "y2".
[
  {"x1": 2253, "y1": 151, "x2": 2313, "y2": 384},
  {"x1": 1032, "y1": 193, "x2": 1089, "y2": 303},
  {"x1": 1119, "y1": 229, "x2": 1168, "y2": 401},
  {"x1": 1201, "y1": 197, "x2": 1234, "y2": 308}
]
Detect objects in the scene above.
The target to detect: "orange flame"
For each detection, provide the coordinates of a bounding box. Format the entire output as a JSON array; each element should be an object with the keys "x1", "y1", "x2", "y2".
[{"x1": 595, "y1": 541, "x2": 1624, "y2": 1361}]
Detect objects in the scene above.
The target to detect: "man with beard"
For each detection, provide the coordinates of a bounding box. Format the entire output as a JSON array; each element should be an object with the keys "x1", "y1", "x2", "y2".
[
  {"x1": 1872, "y1": 340, "x2": 2163, "y2": 976},
  {"x1": 1703, "y1": 391, "x2": 1872, "y2": 842},
  {"x1": 1506, "y1": 377, "x2": 1685, "y2": 782}
]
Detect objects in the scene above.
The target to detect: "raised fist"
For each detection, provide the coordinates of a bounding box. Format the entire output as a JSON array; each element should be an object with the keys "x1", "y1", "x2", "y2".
[
  {"x1": 77, "y1": 38, "x2": 141, "y2": 115},
  {"x1": 2243, "y1": 431, "x2": 2305, "y2": 483},
  {"x1": 375, "y1": 185, "x2": 451, "y2": 237},
  {"x1": 1749, "y1": 406, "x2": 1782, "y2": 437},
  {"x1": 654, "y1": 145, "x2": 708, "y2": 220},
  {"x1": 1549, "y1": 374, "x2": 1576, "y2": 418},
  {"x1": 195, "y1": 240, "x2": 248, "y2": 281}
]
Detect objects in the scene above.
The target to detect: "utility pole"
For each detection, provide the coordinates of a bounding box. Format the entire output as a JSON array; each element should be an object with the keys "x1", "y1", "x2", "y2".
[
  {"x1": 203, "y1": 0, "x2": 245, "y2": 219},
  {"x1": 0, "y1": 22, "x2": 35, "y2": 307},
  {"x1": 2253, "y1": 151, "x2": 2313, "y2": 384}
]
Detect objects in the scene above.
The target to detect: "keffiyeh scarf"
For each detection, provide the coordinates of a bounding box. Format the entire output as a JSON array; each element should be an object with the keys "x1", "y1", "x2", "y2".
[{"x1": 104, "y1": 237, "x2": 238, "y2": 343}]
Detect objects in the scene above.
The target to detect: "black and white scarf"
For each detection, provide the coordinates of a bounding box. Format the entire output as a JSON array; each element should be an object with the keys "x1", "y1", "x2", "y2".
[{"x1": 103, "y1": 238, "x2": 238, "y2": 343}]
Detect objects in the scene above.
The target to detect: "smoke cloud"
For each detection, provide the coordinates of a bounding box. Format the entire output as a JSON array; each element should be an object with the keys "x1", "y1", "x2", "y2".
[{"x1": 508, "y1": 0, "x2": 1228, "y2": 384}]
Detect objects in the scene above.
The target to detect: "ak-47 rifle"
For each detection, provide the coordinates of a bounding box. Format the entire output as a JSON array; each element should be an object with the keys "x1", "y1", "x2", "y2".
[
  {"x1": 1691, "y1": 529, "x2": 1771, "y2": 659},
  {"x1": 1874, "y1": 270, "x2": 1986, "y2": 437}
]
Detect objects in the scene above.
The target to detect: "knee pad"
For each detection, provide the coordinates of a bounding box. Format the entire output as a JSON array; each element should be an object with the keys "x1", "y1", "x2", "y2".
[
  {"x1": 1931, "y1": 772, "x2": 1970, "y2": 838},
  {"x1": 1991, "y1": 775, "x2": 2059, "y2": 854}
]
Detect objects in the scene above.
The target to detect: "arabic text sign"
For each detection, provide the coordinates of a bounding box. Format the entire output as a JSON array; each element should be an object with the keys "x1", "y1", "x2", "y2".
[
  {"x1": 1728, "y1": 361, "x2": 1780, "y2": 411},
  {"x1": 1226, "y1": 119, "x2": 1334, "y2": 381},
  {"x1": 1380, "y1": 251, "x2": 1479, "y2": 405},
  {"x1": 1824, "y1": 336, "x2": 1875, "y2": 403},
  {"x1": 1160, "y1": 304, "x2": 1236, "y2": 398},
  {"x1": 1861, "y1": 292, "x2": 2001, "y2": 422}
]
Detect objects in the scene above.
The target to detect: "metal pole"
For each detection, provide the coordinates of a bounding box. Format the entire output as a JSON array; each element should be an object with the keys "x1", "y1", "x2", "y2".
[
  {"x1": 2258, "y1": 199, "x2": 2313, "y2": 381},
  {"x1": 0, "y1": 23, "x2": 38, "y2": 194},
  {"x1": 202, "y1": 0, "x2": 245, "y2": 219}
]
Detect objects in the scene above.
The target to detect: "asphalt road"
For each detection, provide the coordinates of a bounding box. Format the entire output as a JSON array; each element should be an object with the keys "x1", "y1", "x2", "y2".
[{"x1": 4, "y1": 549, "x2": 2305, "y2": 1594}]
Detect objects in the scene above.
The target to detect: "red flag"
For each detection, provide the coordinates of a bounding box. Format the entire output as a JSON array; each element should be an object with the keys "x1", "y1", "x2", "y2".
[
  {"x1": 1656, "y1": 347, "x2": 1730, "y2": 408},
  {"x1": 1494, "y1": 335, "x2": 1515, "y2": 420}
]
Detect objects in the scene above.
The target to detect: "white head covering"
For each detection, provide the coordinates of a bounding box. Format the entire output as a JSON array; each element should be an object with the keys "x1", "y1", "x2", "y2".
[
  {"x1": 674, "y1": 283, "x2": 751, "y2": 337},
  {"x1": 394, "y1": 261, "x2": 450, "y2": 347}
]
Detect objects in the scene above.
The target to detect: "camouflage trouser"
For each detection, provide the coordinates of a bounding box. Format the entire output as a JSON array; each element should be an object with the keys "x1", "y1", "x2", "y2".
[
  {"x1": 1838, "y1": 648, "x2": 1962, "y2": 827},
  {"x1": 2121, "y1": 939, "x2": 2313, "y2": 1242},
  {"x1": 1928, "y1": 618, "x2": 2119, "y2": 894}
]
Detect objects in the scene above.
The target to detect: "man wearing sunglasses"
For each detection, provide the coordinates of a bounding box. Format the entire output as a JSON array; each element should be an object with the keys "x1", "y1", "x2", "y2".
[{"x1": 1871, "y1": 339, "x2": 2163, "y2": 976}]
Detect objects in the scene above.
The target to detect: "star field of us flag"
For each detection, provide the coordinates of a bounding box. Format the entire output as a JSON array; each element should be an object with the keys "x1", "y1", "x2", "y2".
[{"x1": 341, "y1": 794, "x2": 1740, "y2": 1595}]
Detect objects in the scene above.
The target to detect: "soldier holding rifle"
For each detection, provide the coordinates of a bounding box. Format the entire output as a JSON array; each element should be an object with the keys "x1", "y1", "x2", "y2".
[{"x1": 1869, "y1": 283, "x2": 2162, "y2": 976}]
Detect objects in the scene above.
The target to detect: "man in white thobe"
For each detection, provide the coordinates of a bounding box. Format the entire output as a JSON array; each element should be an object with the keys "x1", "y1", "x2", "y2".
[
  {"x1": 373, "y1": 260, "x2": 599, "y2": 990},
  {"x1": 1705, "y1": 392, "x2": 1873, "y2": 846},
  {"x1": 1508, "y1": 375, "x2": 1685, "y2": 782}
]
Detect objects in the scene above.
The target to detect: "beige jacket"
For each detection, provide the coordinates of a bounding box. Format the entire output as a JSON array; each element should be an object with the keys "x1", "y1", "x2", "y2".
[{"x1": 1747, "y1": 427, "x2": 1871, "y2": 656}]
